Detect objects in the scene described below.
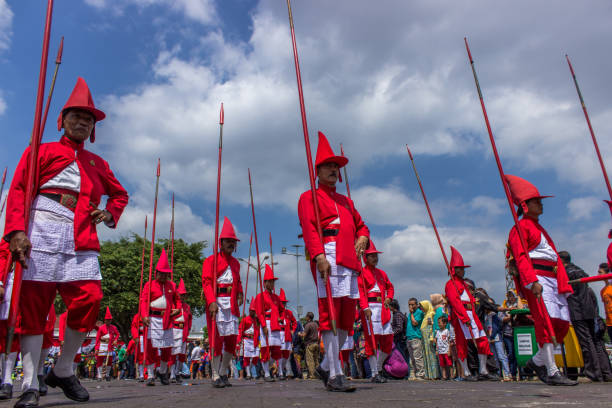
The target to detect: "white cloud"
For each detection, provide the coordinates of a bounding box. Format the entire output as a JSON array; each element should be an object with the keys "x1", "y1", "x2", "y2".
[
  {"x1": 567, "y1": 196, "x2": 606, "y2": 221},
  {"x1": 0, "y1": 0, "x2": 12, "y2": 52},
  {"x1": 84, "y1": 0, "x2": 217, "y2": 25}
]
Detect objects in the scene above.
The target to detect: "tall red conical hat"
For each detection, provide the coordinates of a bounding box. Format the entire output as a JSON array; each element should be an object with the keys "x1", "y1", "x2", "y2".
[
  {"x1": 279, "y1": 288, "x2": 288, "y2": 302},
  {"x1": 104, "y1": 307, "x2": 112, "y2": 320},
  {"x1": 219, "y1": 216, "x2": 240, "y2": 242},
  {"x1": 449, "y1": 246, "x2": 470, "y2": 271},
  {"x1": 155, "y1": 248, "x2": 172, "y2": 274},
  {"x1": 249, "y1": 296, "x2": 257, "y2": 312},
  {"x1": 177, "y1": 278, "x2": 187, "y2": 295},
  {"x1": 364, "y1": 240, "x2": 383, "y2": 255},
  {"x1": 57, "y1": 77, "x2": 106, "y2": 143},
  {"x1": 263, "y1": 264, "x2": 277, "y2": 281},
  {"x1": 504, "y1": 174, "x2": 553, "y2": 205},
  {"x1": 315, "y1": 131, "x2": 348, "y2": 169}
]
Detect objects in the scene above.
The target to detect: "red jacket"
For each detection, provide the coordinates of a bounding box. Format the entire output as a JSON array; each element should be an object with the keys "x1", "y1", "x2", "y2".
[
  {"x1": 298, "y1": 184, "x2": 370, "y2": 274},
  {"x1": 3, "y1": 136, "x2": 128, "y2": 251},
  {"x1": 358, "y1": 265, "x2": 394, "y2": 325},
  {"x1": 254, "y1": 290, "x2": 282, "y2": 331},
  {"x1": 140, "y1": 279, "x2": 179, "y2": 330},
  {"x1": 95, "y1": 323, "x2": 119, "y2": 351},
  {"x1": 201, "y1": 252, "x2": 243, "y2": 318},
  {"x1": 279, "y1": 307, "x2": 297, "y2": 342},
  {"x1": 0, "y1": 241, "x2": 9, "y2": 284},
  {"x1": 130, "y1": 313, "x2": 145, "y2": 339},
  {"x1": 445, "y1": 277, "x2": 484, "y2": 331},
  {"x1": 174, "y1": 300, "x2": 193, "y2": 342},
  {"x1": 126, "y1": 339, "x2": 136, "y2": 356},
  {"x1": 508, "y1": 217, "x2": 572, "y2": 294},
  {"x1": 239, "y1": 315, "x2": 260, "y2": 347}
]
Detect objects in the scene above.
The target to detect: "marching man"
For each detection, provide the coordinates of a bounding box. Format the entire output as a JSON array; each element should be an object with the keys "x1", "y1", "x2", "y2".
[
  {"x1": 140, "y1": 249, "x2": 180, "y2": 386},
  {"x1": 130, "y1": 313, "x2": 146, "y2": 381},
  {"x1": 253, "y1": 265, "x2": 283, "y2": 382},
  {"x1": 505, "y1": 175, "x2": 577, "y2": 386},
  {"x1": 202, "y1": 217, "x2": 243, "y2": 388},
  {"x1": 94, "y1": 307, "x2": 119, "y2": 381},
  {"x1": 297, "y1": 131, "x2": 370, "y2": 392},
  {"x1": 239, "y1": 297, "x2": 260, "y2": 380},
  {"x1": 170, "y1": 279, "x2": 192, "y2": 383},
  {"x1": 358, "y1": 241, "x2": 394, "y2": 384},
  {"x1": 444, "y1": 246, "x2": 496, "y2": 381},
  {"x1": 3, "y1": 77, "x2": 128, "y2": 407},
  {"x1": 279, "y1": 288, "x2": 297, "y2": 380}
]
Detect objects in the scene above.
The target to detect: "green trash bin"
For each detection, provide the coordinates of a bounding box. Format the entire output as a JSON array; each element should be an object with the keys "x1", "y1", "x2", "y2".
[{"x1": 510, "y1": 309, "x2": 539, "y2": 367}]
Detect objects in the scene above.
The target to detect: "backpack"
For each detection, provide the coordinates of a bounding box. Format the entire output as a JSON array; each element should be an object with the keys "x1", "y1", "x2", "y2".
[{"x1": 383, "y1": 343, "x2": 409, "y2": 379}]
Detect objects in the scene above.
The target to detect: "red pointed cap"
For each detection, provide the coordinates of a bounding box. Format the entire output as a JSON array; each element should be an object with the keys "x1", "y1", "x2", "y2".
[
  {"x1": 450, "y1": 246, "x2": 470, "y2": 271},
  {"x1": 364, "y1": 240, "x2": 383, "y2": 255},
  {"x1": 249, "y1": 297, "x2": 257, "y2": 312},
  {"x1": 177, "y1": 278, "x2": 187, "y2": 295},
  {"x1": 155, "y1": 248, "x2": 173, "y2": 274},
  {"x1": 315, "y1": 131, "x2": 348, "y2": 169},
  {"x1": 57, "y1": 77, "x2": 106, "y2": 143},
  {"x1": 219, "y1": 216, "x2": 239, "y2": 242},
  {"x1": 104, "y1": 307, "x2": 112, "y2": 320},
  {"x1": 279, "y1": 288, "x2": 288, "y2": 302},
  {"x1": 263, "y1": 264, "x2": 277, "y2": 281},
  {"x1": 504, "y1": 174, "x2": 553, "y2": 205}
]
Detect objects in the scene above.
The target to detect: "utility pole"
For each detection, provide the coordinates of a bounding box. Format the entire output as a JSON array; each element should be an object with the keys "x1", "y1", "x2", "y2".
[{"x1": 282, "y1": 244, "x2": 304, "y2": 319}]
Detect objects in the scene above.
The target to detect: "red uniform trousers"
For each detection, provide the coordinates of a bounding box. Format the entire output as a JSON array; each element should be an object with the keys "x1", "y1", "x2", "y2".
[
  {"x1": 317, "y1": 296, "x2": 357, "y2": 332},
  {"x1": 282, "y1": 350, "x2": 291, "y2": 359},
  {"x1": 260, "y1": 346, "x2": 281, "y2": 362},
  {"x1": 96, "y1": 355, "x2": 112, "y2": 368},
  {"x1": 340, "y1": 349, "x2": 350, "y2": 364},
  {"x1": 178, "y1": 354, "x2": 186, "y2": 363},
  {"x1": 145, "y1": 341, "x2": 168, "y2": 366},
  {"x1": 19, "y1": 280, "x2": 102, "y2": 335},
  {"x1": 243, "y1": 356, "x2": 259, "y2": 366},
  {"x1": 364, "y1": 334, "x2": 393, "y2": 357},
  {"x1": 451, "y1": 318, "x2": 490, "y2": 361},
  {"x1": 522, "y1": 287, "x2": 570, "y2": 346},
  {"x1": 0, "y1": 320, "x2": 20, "y2": 353}
]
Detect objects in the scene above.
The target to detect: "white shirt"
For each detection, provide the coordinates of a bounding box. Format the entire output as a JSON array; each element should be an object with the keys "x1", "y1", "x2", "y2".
[
  {"x1": 40, "y1": 161, "x2": 81, "y2": 193},
  {"x1": 190, "y1": 346, "x2": 202, "y2": 360},
  {"x1": 529, "y1": 233, "x2": 558, "y2": 262}
]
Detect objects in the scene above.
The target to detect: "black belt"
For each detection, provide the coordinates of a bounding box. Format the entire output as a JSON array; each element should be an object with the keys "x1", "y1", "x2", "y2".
[
  {"x1": 40, "y1": 192, "x2": 78, "y2": 209},
  {"x1": 150, "y1": 310, "x2": 163, "y2": 316},
  {"x1": 533, "y1": 264, "x2": 555, "y2": 272},
  {"x1": 322, "y1": 229, "x2": 339, "y2": 237},
  {"x1": 218, "y1": 287, "x2": 231, "y2": 294},
  {"x1": 368, "y1": 296, "x2": 382, "y2": 302}
]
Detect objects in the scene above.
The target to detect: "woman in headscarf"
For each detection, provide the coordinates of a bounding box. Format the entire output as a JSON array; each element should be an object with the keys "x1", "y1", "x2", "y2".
[
  {"x1": 430, "y1": 294, "x2": 447, "y2": 336},
  {"x1": 419, "y1": 300, "x2": 440, "y2": 379}
]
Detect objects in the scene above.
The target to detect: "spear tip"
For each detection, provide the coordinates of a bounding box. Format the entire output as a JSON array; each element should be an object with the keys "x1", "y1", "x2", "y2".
[
  {"x1": 220, "y1": 102, "x2": 224, "y2": 125},
  {"x1": 406, "y1": 145, "x2": 414, "y2": 160},
  {"x1": 56, "y1": 36, "x2": 64, "y2": 64},
  {"x1": 156, "y1": 158, "x2": 161, "y2": 176}
]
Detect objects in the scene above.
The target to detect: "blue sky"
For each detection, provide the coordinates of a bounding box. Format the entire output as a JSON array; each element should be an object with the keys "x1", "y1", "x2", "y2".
[{"x1": 1, "y1": 0, "x2": 612, "y2": 323}]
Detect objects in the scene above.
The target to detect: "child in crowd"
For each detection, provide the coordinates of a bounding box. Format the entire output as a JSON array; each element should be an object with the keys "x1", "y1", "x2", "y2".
[{"x1": 435, "y1": 316, "x2": 452, "y2": 380}]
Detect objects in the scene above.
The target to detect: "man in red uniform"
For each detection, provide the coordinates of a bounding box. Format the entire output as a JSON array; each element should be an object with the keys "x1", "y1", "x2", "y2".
[
  {"x1": 239, "y1": 298, "x2": 259, "y2": 380},
  {"x1": 4, "y1": 77, "x2": 128, "y2": 407},
  {"x1": 297, "y1": 131, "x2": 369, "y2": 392},
  {"x1": 170, "y1": 279, "x2": 192, "y2": 383},
  {"x1": 140, "y1": 249, "x2": 179, "y2": 386},
  {"x1": 202, "y1": 217, "x2": 243, "y2": 388},
  {"x1": 505, "y1": 175, "x2": 576, "y2": 386},
  {"x1": 358, "y1": 241, "x2": 394, "y2": 383},
  {"x1": 278, "y1": 288, "x2": 297, "y2": 380},
  {"x1": 0, "y1": 241, "x2": 20, "y2": 400},
  {"x1": 94, "y1": 307, "x2": 119, "y2": 381},
  {"x1": 130, "y1": 313, "x2": 146, "y2": 381},
  {"x1": 444, "y1": 246, "x2": 496, "y2": 381},
  {"x1": 253, "y1": 265, "x2": 283, "y2": 382}
]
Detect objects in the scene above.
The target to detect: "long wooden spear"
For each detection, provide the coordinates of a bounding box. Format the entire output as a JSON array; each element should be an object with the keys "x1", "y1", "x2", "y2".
[
  {"x1": 269, "y1": 232, "x2": 274, "y2": 274},
  {"x1": 465, "y1": 38, "x2": 557, "y2": 345},
  {"x1": 6, "y1": 0, "x2": 55, "y2": 353},
  {"x1": 209, "y1": 103, "x2": 224, "y2": 360},
  {"x1": 406, "y1": 146, "x2": 477, "y2": 343},
  {"x1": 0, "y1": 167, "x2": 7, "y2": 206},
  {"x1": 286, "y1": 0, "x2": 337, "y2": 335},
  {"x1": 241, "y1": 232, "x2": 253, "y2": 357},
  {"x1": 170, "y1": 193, "x2": 175, "y2": 280},
  {"x1": 565, "y1": 55, "x2": 612, "y2": 201},
  {"x1": 339, "y1": 144, "x2": 376, "y2": 349},
  {"x1": 143, "y1": 159, "x2": 161, "y2": 367},
  {"x1": 135, "y1": 215, "x2": 147, "y2": 357},
  {"x1": 38, "y1": 36, "x2": 64, "y2": 142}
]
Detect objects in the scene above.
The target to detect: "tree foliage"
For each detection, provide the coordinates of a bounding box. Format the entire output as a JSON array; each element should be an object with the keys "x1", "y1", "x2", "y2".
[{"x1": 94, "y1": 234, "x2": 207, "y2": 342}]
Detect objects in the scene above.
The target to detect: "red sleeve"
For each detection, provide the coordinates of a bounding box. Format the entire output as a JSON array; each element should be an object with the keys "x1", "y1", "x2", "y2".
[
  {"x1": 508, "y1": 221, "x2": 538, "y2": 288},
  {"x1": 232, "y1": 259, "x2": 243, "y2": 299},
  {"x1": 357, "y1": 275, "x2": 369, "y2": 311},
  {"x1": 382, "y1": 269, "x2": 394, "y2": 299},
  {"x1": 126, "y1": 340, "x2": 135, "y2": 355},
  {"x1": 289, "y1": 311, "x2": 297, "y2": 332},
  {"x1": 0, "y1": 241, "x2": 10, "y2": 283},
  {"x1": 298, "y1": 191, "x2": 325, "y2": 261},
  {"x1": 140, "y1": 281, "x2": 151, "y2": 318},
  {"x1": 130, "y1": 315, "x2": 139, "y2": 339},
  {"x1": 95, "y1": 326, "x2": 103, "y2": 350},
  {"x1": 100, "y1": 158, "x2": 129, "y2": 228},
  {"x1": 254, "y1": 294, "x2": 266, "y2": 328},
  {"x1": 3, "y1": 147, "x2": 31, "y2": 238},
  {"x1": 201, "y1": 257, "x2": 216, "y2": 304},
  {"x1": 445, "y1": 280, "x2": 470, "y2": 324}
]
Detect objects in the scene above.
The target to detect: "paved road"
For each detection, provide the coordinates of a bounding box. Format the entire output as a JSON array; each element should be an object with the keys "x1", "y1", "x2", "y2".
[{"x1": 2, "y1": 378, "x2": 611, "y2": 408}]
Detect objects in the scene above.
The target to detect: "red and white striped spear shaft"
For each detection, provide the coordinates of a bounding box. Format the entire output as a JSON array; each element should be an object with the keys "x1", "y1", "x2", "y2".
[{"x1": 135, "y1": 215, "x2": 147, "y2": 352}]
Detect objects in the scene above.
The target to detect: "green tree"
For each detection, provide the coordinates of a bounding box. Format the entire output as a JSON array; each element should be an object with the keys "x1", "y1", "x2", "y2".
[{"x1": 97, "y1": 234, "x2": 207, "y2": 342}]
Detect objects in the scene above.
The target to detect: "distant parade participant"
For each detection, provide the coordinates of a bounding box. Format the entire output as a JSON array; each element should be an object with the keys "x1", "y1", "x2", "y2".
[
  {"x1": 445, "y1": 246, "x2": 496, "y2": 381},
  {"x1": 3, "y1": 77, "x2": 128, "y2": 407},
  {"x1": 170, "y1": 279, "x2": 192, "y2": 383},
  {"x1": 0, "y1": 241, "x2": 19, "y2": 401},
  {"x1": 140, "y1": 249, "x2": 180, "y2": 386},
  {"x1": 202, "y1": 217, "x2": 244, "y2": 388},
  {"x1": 94, "y1": 307, "x2": 119, "y2": 381},
  {"x1": 358, "y1": 241, "x2": 394, "y2": 383},
  {"x1": 505, "y1": 175, "x2": 577, "y2": 386},
  {"x1": 239, "y1": 298, "x2": 260, "y2": 380},
  {"x1": 130, "y1": 313, "x2": 146, "y2": 381},
  {"x1": 253, "y1": 265, "x2": 283, "y2": 382},
  {"x1": 297, "y1": 131, "x2": 370, "y2": 392},
  {"x1": 278, "y1": 288, "x2": 297, "y2": 380}
]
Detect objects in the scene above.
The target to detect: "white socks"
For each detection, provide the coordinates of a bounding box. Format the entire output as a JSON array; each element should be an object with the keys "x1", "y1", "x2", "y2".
[
  {"x1": 2, "y1": 352, "x2": 17, "y2": 385},
  {"x1": 38, "y1": 347, "x2": 50, "y2": 376},
  {"x1": 533, "y1": 343, "x2": 559, "y2": 376},
  {"x1": 211, "y1": 354, "x2": 221, "y2": 380},
  {"x1": 97, "y1": 367, "x2": 103, "y2": 379},
  {"x1": 368, "y1": 355, "x2": 378, "y2": 377},
  {"x1": 147, "y1": 364, "x2": 155, "y2": 379},
  {"x1": 262, "y1": 361, "x2": 270, "y2": 377},
  {"x1": 459, "y1": 358, "x2": 471, "y2": 377},
  {"x1": 21, "y1": 334, "x2": 43, "y2": 391},
  {"x1": 220, "y1": 352, "x2": 232, "y2": 377},
  {"x1": 170, "y1": 364, "x2": 176, "y2": 380},
  {"x1": 138, "y1": 365, "x2": 144, "y2": 378},
  {"x1": 321, "y1": 331, "x2": 340, "y2": 379},
  {"x1": 54, "y1": 327, "x2": 86, "y2": 378},
  {"x1": 378, "y1": 351, "x2": 388, "y2": 373},
  {"x1": 278, "y1": 358, "x2": 285, "y2": 376},
  {"x1": 478, "y1": 354, "x2": 488, "y2": 375},
  {"x1": 285, "y1": 358, "x2": 293, "y2": 377}
]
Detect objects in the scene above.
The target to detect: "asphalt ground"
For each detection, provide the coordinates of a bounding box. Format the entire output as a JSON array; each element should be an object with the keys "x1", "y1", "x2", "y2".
[{"x1": 1, "y1": 377, "x2": 611, "y2": 408}]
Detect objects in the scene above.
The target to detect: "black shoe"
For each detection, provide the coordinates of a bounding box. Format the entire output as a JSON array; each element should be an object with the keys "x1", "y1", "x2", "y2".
[
  {"x1": 525, "y1": 358, "x2": 548, "y2": 384},
  {"x1": 546, "y1": 372, "x2": 578, "y2": 386},
  {"x1": 137, "y1": 377, "x2": 145, "y2": 383},
  {"x1": 221, "y1": 375, "x2": 232, "y2": 387},
  {"x1": 326, "y1": 376, "x2": 355, "y2": 392},
  {"x1": 278, "y1": 374, "x2": 287, "y2": 381},
  {"x1": 0, "y1": 383, "x2": 13, "y2": 400},
  {"x1": 146, "y1": 378, "x2": 155, "y2": 386},
  {"x1": 212, "y1": 377, "x2": 225, "y2": 388},
  {"x1": 105, "y1": 375, "x2": 112, "y2": 382},
  {"x1": 315, "y1": 366, "x2": 329, "y2": 387},
  {"x1": 371, "y1": 373, "x2": 386, "y2": 383},
  {"x1": 337, "y1": 375, "x2": 356, "y2": 392},
  {"x1": 478, "y1": 373, "x2": 500, "y2": 381},
  {"x1": 44, "y1": 370, "x2": 89, "y2": 402},
  {"x1": 157, "y1": 372, "x2": 169, "y2": 386},
  {"x1": 463, "y1": 375, "x2": 479, "y2": 382},
  {"x1": 14, "y1": 389, "x2": 39, "y2": 408},
  {"x1": 36, "y1": 376, "x2": 47, "y2": 397},
  {"x1": 263, "y1": 376, "x2": 275, "y2": 382}
]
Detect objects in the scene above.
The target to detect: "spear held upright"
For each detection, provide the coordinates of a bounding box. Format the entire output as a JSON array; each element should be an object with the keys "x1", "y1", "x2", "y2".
[
  {"x1": 241, "y1": 232, "x2": 253, "y2": 357},
  {"x1": 0, "y1": 167, "x2": 7, "y2": 210},
  {"x1": 465, "y1": 37, "x2": 557, "y2": 345},
  {"x1": 248, "y1": 169, "x2": 267, "y2": 344},
  {"x1": 38, "y1": 36, "x2": 64, "y2": 142},
  {"x1": 170, "y1": 192, "x2": 175, "y2": 279},
  {"x1": 135, "y1": 215, "x2": 148, "y2": 354},
  {"x1": 286, "y1": 0, "x2": 337, "y2": 335}
]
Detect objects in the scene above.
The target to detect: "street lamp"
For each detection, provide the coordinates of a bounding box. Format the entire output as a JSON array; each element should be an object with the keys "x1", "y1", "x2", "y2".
[
  {"x1": 238, "y1": 255, "x2": 276, "y2": 294},
  {"x1": 282, "y1": 244, "x2": 303, "y2": 318}
]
